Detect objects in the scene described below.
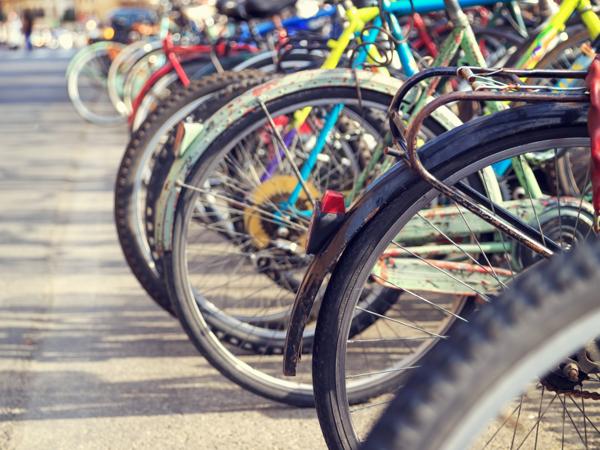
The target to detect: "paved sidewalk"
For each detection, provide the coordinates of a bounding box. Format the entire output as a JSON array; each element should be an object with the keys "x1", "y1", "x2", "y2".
[{"x1": 0, "y1": 50, "x2": 324, "y2": 449}]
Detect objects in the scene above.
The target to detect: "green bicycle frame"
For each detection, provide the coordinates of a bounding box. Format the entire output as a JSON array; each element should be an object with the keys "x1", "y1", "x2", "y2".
[{"x1": 517, "y1": 0, "x2": 600, "y2": 69}]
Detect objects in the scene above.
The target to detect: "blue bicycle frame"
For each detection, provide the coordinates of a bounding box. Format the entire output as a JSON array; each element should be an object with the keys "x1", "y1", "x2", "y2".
[{"x1": 237, "y1": 6, "x2": 340, "y2": 42}]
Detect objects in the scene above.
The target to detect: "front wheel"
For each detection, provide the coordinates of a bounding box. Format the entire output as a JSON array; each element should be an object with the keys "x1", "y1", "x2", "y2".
[
  {"x1": 165, "y1": 81, "x2": 444, "y2": 406},
  {"x1": 67, "y1": 41, "x2": 126, "y2": 125}
]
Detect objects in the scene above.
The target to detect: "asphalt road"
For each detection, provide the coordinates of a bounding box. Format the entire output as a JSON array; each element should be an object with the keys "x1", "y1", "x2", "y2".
[{"x1": 0, "y1": 48, "x2": 324, "y2": 449}]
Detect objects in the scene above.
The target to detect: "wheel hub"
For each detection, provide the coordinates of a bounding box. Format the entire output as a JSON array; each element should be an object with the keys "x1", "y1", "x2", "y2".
[{"x1": 243, "y1": 174, "x2": 320, "y2": 250}]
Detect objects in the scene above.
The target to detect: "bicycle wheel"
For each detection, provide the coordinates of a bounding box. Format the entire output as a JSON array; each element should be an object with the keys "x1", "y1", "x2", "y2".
[
  {"x1": 115, "y1": 70, "x2": 270, "y2": 314},
  {"x1": 364, "y1": 240, "x2": 600, "y2": 450},
  {"x1": 312, "y1": 102, "x2": 596, "y2": 448},
  {"x1": 164, "y1": 82, "x2": 444, "y2": 406},
  {"x1": 66, "y1": 41, "x2": 126, "y2": 125},
  {"x1": 106, "y1": 40, "x2": 158, "y2": 116}
]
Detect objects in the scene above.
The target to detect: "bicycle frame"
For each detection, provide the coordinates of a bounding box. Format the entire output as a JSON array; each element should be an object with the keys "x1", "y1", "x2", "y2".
[
  {"x1": 271, "y1": 0, "x2": 511, "y2": 217},
  {"x1": 282, "y1": 68, "x2": 592, "y2": 377},
  {"x1": 282, "y1": 0, "x2": 600, "y2": 375},
  {"x1": 128, "y1": 5, "x2": 340, "y2": 126},
  {"x1": 516, "y1": 0, "x2": 600, "y2": 69},
  {"x1": 287, "y1": 0, "x2": 600, "y2": 210}
]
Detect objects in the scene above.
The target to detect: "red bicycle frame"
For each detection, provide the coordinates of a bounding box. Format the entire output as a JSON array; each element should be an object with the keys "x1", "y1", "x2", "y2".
[{"x1": 128, "y1": 34, "x2": 257, "y2": 126}]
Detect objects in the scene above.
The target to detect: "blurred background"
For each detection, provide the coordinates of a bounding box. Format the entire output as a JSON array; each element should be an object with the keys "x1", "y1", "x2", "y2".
[{"x1": 0, "y1": 0, "x2": 212, "y2": 51}]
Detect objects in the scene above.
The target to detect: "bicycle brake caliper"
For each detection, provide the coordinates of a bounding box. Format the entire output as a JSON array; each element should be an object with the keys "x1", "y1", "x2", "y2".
[{"x1": 586, "y1": 55, "x2": 600, "y2": 232}]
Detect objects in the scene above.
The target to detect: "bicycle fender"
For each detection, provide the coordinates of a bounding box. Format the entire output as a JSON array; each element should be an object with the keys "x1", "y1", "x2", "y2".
[
  {"x1": 154, "y1": 68, "x2": 460, "y2": 254},
  {"x1": 282, "y1": 158, "x2": 415, "y2": 376}
]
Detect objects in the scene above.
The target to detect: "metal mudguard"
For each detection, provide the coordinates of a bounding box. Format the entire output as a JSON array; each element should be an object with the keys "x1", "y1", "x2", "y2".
[
  {"x1": 152, "y1": 68, "x2": 455, "y2": 253},
  {"x1": 282, "y1": 158, "x2": 410, "y2": 376}
]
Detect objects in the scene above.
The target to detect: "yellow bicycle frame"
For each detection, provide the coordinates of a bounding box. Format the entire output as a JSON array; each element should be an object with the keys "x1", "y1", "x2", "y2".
[
  {"x1": 518, "y1": 0, "x2": 600, "y2": 69},
  {"x1": 293, "y1": 5, "x2": 387, "y2": 125}
]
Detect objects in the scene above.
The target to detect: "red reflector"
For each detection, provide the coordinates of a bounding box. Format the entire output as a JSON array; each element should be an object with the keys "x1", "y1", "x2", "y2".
[{"x1": 321, "y1": 190, "x2": 345, "y2": 214}]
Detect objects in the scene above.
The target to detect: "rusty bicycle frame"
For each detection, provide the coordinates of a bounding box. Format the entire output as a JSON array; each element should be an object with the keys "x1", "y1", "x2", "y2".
[{"x1": 389, "y1": 66, "x2": 589, "y2": 257}]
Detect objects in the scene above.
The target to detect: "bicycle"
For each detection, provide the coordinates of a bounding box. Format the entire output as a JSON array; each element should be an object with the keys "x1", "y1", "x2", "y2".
[
  {"x1": 280, "y1": 59, "x2": 595, "y2": 446},
  {"x1": 127, "y1": 0, "x2": 536, "y2": 132},
  {"x1": 266, "y1": 0, "x2": 600, "y2": 440}
]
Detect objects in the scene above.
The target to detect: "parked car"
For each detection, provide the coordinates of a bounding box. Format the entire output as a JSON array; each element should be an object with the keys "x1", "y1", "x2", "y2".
[{"x1": 107, "y1": 7, "x2": 158, "y2": 43}]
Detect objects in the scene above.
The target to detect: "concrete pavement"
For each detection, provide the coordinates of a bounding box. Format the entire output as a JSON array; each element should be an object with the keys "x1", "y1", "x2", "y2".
[{"x1": 0, "y1": 49, "x2": 324, "y2": 449}]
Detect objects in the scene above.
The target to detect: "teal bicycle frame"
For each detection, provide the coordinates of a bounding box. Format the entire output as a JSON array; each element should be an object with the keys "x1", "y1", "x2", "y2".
[{"x1": 278, "y1": 0, "x2": 512, "y2": 218}]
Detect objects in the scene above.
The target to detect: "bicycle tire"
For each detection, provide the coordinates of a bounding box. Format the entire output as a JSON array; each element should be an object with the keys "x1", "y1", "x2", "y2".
[
  {"x1": 67, "y1": 41, "x2": 126, "y2": 125},
  {"x1": 164, "y1": 82, "x2": 445, "y2": 406},
  {"x1": 114, "y1": 70, "x2": 269, "y2": 314}
]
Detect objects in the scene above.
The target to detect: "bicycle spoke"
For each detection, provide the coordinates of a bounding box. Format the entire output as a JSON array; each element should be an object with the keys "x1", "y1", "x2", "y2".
[{"x1": 355, "y1": 304, "x2": 446, "y2": 339}]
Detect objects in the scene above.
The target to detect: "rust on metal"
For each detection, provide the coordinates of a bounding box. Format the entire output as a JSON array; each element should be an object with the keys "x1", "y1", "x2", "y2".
[
  {"x1": 389, "y1": 67, "x2": 589, "y2": 260},
  {"x1": 379, "y1": 252, "x2": 513, "y2": 277}
]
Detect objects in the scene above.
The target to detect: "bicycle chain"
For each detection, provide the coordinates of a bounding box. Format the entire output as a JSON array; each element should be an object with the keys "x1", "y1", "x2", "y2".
[{"x1": 541, "y1": 380, "x2": 600, "y2": 401}]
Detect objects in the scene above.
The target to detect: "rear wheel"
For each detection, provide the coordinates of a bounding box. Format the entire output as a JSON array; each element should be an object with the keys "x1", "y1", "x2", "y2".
[
  {"x1": 114, "y1": 70, "x2": 270, "y2": 313},
  {"x1": 313, "y1": 104, "x2": 596, "y2": 448}
]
